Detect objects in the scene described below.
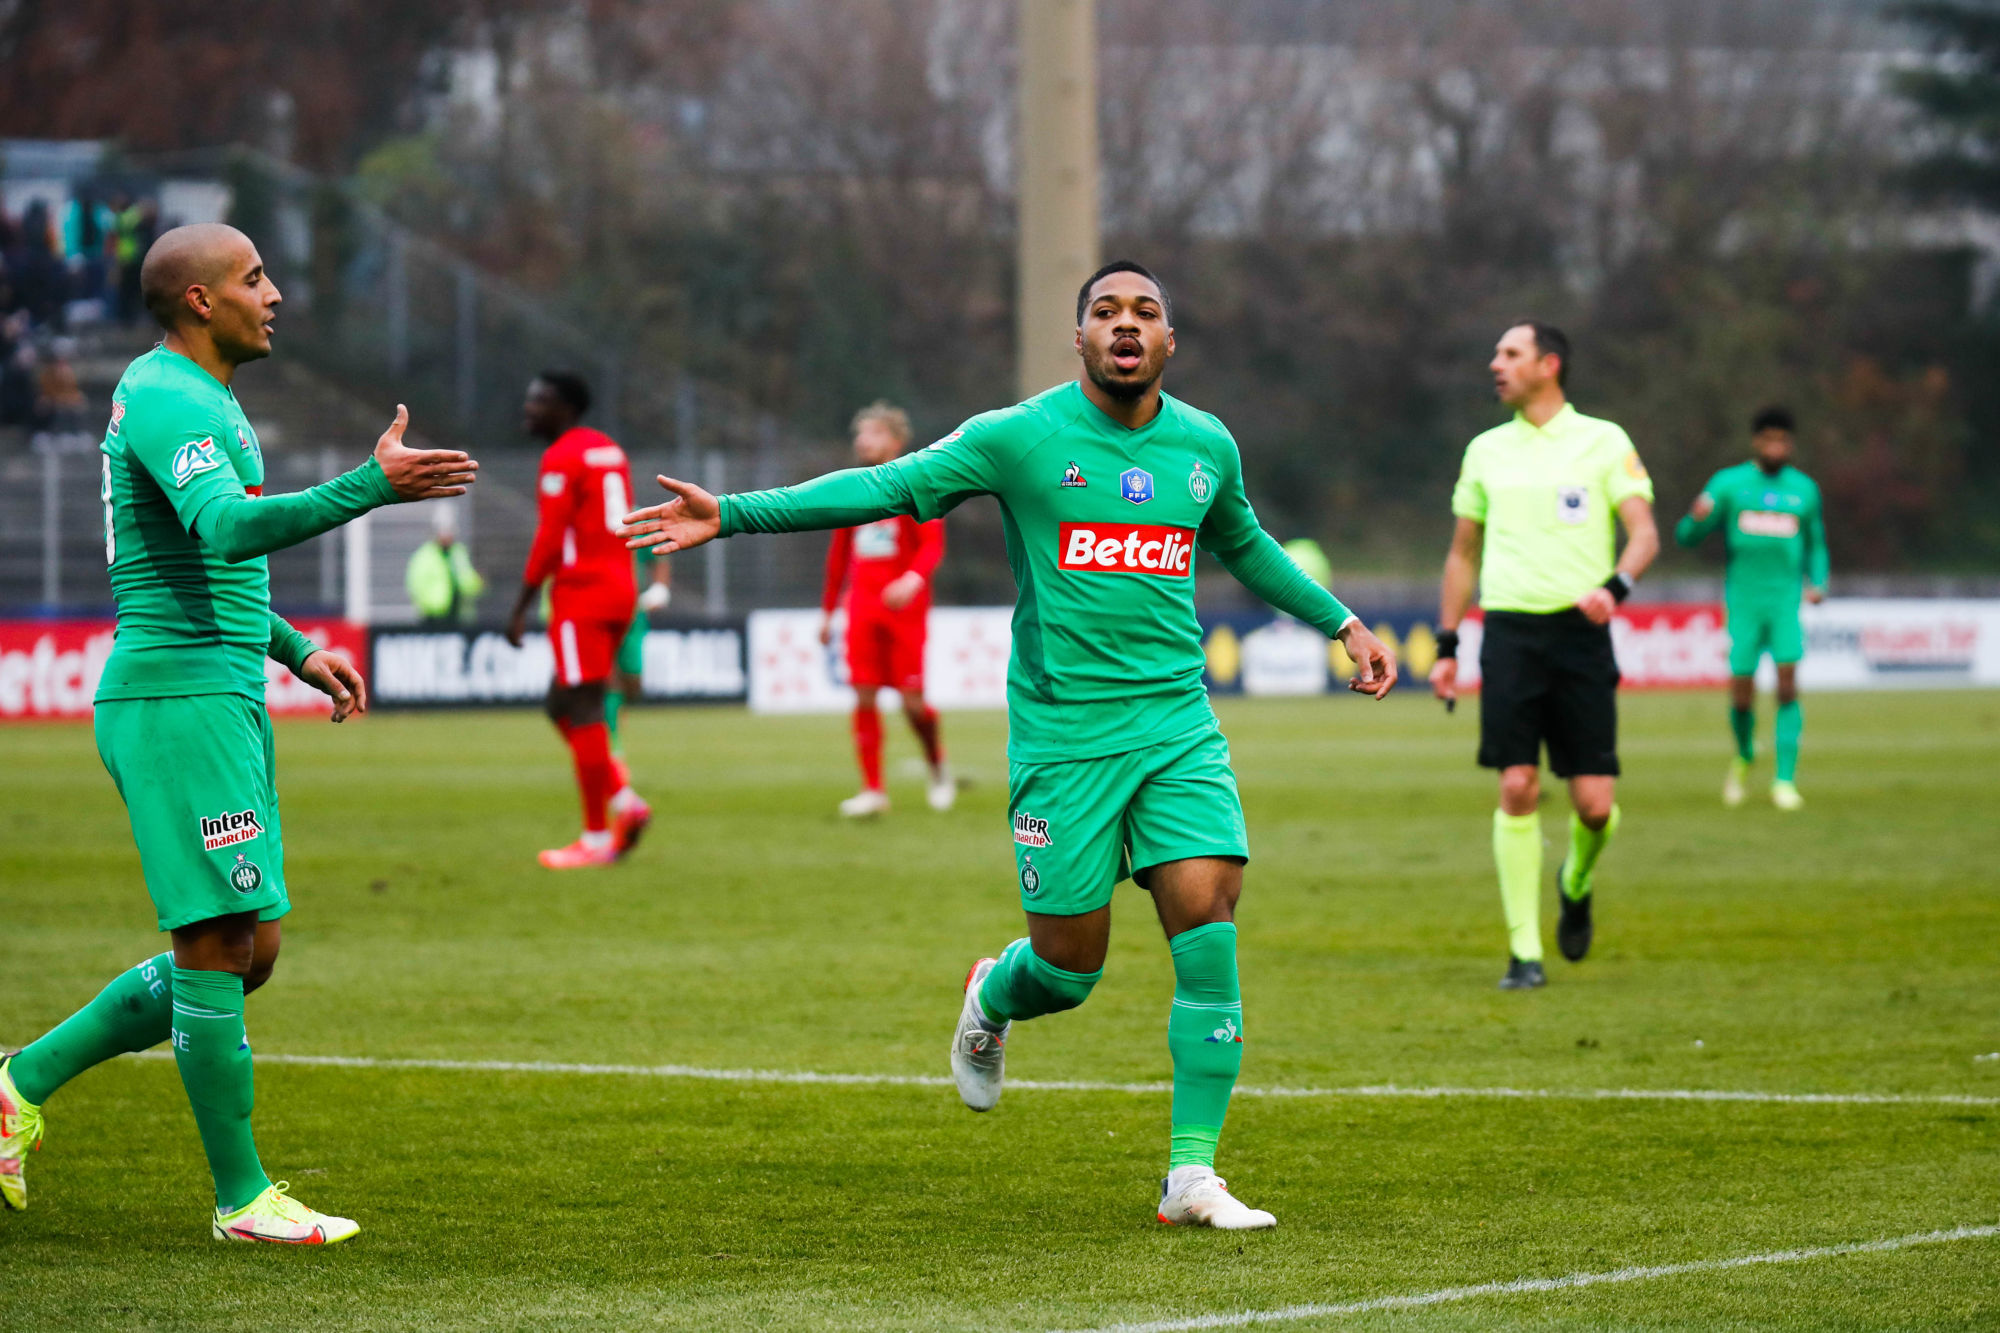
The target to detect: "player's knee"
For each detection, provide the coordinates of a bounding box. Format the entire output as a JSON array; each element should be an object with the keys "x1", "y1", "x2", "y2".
[
  {"x1": 1020, "y1": 947, "x2": 1101, "y2": 1015},
  {"x1": 243, "y1": 956, "x2": 279, "y2": 995},
  {"x1": 1498, "y1": 767, "x2": 1539, "y2": 812}
]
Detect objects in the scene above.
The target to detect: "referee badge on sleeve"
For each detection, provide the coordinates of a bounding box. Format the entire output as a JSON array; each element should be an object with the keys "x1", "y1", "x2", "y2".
[{"x1": 1556, "y1": 486, "x2": 1591, "y2": 525}]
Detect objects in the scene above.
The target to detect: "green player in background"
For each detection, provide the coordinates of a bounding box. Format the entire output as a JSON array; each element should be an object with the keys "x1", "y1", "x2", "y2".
[
  {"x1": 0, "y1": 224, "x2": 477, "y2": 1242},
  {"x1": 621, "y1": 262, "x2": 1398, "y2": 1230},
  {"x1": 1675, "y1": 406, "x2": 1828, "y2": 811}
]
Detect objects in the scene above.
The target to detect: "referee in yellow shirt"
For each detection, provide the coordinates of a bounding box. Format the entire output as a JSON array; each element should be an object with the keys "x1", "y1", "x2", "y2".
[{"x1": 1428, "y1": 322, "x2": 1659, "y2": 989}]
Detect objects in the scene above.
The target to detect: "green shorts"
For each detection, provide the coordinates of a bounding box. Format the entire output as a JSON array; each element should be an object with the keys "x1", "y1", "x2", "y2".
[
  {"x1": 1726, "y1": 594, "x2": 1804, "y2": 676},
  {"x1": 94, "y1": 694, "x2": 290, "y2": 932},
  {"x1": 1007, "y1": 724, "x2": 1248, "y2": 917},
  {"x1": 616, "y1": 608, "x2": 647, "y2": 677}
]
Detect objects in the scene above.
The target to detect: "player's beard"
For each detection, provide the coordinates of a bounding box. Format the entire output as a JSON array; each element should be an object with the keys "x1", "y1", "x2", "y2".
[{"x1": 1082, "y1": 339, "x2": 1164, "y2": 402}]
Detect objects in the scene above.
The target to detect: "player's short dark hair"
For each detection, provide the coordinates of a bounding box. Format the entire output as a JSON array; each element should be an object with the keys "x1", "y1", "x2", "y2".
[
  {"x1": 535, "y1": 370, "x2": 592, "y2": 417},
  {"x1": 1508, "y1": 319, "x2": 1570, "y2": 387},
  {"x1": 1077, "y1": 260, "x2": 1171, "y2": 325},
  {"x1": 1751, "y1": 405, "x2": 1795, "y2": 435}
]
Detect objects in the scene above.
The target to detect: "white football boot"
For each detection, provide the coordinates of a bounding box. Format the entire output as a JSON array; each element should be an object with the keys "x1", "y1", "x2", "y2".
[
  {"x1": 839, "y1": 789, "x2": 891, "y2": 819},
  {"x1": 926, "y1": 764, "x2": 957, "y2": 812},
  {"x1": 1722, "y1": 758, "x2": 1749, "y2": 808},
  {"x1": 212, "y1": 1181, "x2": 359, "y2": 1244},
  {"x1": 949, "y1": 958, "x2": 1008, "y2": 1111},
  {"x1": 1157, "y1": 1166, "x2": 1277, "y2": 1230}
]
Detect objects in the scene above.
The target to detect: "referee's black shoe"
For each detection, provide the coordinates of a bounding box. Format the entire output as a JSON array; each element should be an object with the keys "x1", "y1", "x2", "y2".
[
  {"x1": 1556, "y1": 858, "x2": 1593, "y2": 962},
  {"x1": 1499, "y1": 957, "x2": 1546, "y2": 990}
]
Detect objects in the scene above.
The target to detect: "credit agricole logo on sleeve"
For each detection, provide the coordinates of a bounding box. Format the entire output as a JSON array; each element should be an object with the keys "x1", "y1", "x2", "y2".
[{"x1": 171, "y1": 437, "x2": 221, "y2": 487}]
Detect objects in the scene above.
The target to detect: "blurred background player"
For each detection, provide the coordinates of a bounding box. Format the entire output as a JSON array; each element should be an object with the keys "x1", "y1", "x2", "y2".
[
  {"x1": 1675, "y1": 406, "x2": 1828, "y2": 811},
  {"x1": 817, "y1": 400, "x2": 952, "y2": 817},
  {"x1": 0, "y1": 223, "x2": 476, "y2": 1243},
  {"x1": 404, "y1": 501, "x2": 485, "y2": 626},
  {"x1": 506, "y1": 371, "x2": 651, "y2": 867},
  {"x1": 605, "y1": 546, "x2": 671, "y2": 782},
  {"x1": 1429, "y1": 321, "x2": 1659, "y2": 991}
]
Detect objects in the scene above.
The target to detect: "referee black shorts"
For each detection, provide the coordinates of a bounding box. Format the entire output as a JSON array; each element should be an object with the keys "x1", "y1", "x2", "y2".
[{"x1": 1477, "y1": 609, "x2": 1620, "y2": 778}]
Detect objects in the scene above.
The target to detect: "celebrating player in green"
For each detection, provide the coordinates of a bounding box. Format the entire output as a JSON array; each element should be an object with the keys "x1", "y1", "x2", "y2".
[
  {"x1": 623, "y1": 262, "x2": 1397, "y2": 1229},
  {"x1": 0, "y1": 224, "x2": 477, "y2": 1242},
  {"x1": 1674, "y1": 406, "x2": 1827, "y2": 810}
]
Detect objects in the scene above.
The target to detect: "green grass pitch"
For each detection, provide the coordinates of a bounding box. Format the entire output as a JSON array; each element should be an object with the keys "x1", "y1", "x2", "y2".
[{"x1": 3, "y1": 690, "x2": 1998, "y2": 1330}]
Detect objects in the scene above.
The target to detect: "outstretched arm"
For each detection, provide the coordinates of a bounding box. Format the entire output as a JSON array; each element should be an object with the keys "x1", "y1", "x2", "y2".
[
  {"x1": 192, "y1": 407, "x2": 477, "y2": 563},
  {"x1": 623, "y1": 465, "x2": 918, "y2": 554},
  {"x1": 1675, "y1": 486, "x2": 1725, "y2": 548}
]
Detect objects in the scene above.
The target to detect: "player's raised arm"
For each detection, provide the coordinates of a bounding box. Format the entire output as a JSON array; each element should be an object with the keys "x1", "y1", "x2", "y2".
[{"x1": 186, "y1": 405, "x2": 477, "y2": 565}]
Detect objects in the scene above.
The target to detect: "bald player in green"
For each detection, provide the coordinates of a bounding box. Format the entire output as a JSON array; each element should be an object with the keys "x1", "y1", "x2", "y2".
[
  {"x1": 1675, "y1": 405, "x2": 1828, "y2": 810},
  {"x1": 0, "y1": 223, "x2": 477, "y2": 1242}
]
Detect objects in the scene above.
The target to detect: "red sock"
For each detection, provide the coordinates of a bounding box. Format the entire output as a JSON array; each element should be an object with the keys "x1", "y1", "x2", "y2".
[
  {"x1": 852, "y1": 703, "x2": 884, "y2": 791},
  {"x1": 908, "y1": 705, "x2": 943, "y2": 767},
  {"x1": 565, "y1": 721, "x2": 615, "y2": 833}
]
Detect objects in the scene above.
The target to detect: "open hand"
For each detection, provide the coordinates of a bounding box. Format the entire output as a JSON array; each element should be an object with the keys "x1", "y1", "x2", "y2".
[
  {"x1": 373, "y1": 405, "x2": 478, "y2": 501},
  {"x1": 1338, "y1": 621, "x2": 1398, "y2": 700},
  {"x1": 299, "y1": 649, "x2": 366, "y2": 723},
  {"x1": 623, "y1": 475, "x2": 722, "y2": 553},
  {"x1": 880, "y1": 571, "x2": 925, "y2": 610}
]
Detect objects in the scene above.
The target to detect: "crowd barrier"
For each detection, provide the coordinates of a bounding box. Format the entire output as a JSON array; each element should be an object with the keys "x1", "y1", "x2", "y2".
[{"x1": 5, "y1": 599, "x2": 1995, "y2": 720}]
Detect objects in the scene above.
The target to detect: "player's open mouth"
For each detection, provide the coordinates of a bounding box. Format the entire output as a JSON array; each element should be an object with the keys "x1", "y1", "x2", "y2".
[{"x1": 1111, "y1": 337, "x2": 1143, "y2": 371}]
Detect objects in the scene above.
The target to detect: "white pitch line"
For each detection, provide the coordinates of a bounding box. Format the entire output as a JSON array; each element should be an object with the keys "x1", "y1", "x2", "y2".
[
  {"x1": 123, "y1": 1049, "x2": 2000, "y2": 1107},
  {"x1": 1051, "y1": 1224, "x2": 2000, "y2": 1333}
]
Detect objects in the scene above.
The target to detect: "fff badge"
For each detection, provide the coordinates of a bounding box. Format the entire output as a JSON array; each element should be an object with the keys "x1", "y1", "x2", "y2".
[{"x1": 1120, "y1": 467, "x2": 1155, "y2": 505}]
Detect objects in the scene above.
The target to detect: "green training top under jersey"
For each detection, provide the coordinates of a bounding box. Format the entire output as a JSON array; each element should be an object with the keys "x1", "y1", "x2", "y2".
[
  {"x1": 1450, "y1": 403, "x2": 1655, "y2": 614},
  {"x1": 1673, "y1": 461, "x2": 1828, "y2": 601},
  {"x1": 97, "y1": 346, "x2": 393, "y2": 702},
  {"x1": 720, "y1": 380, "x2": 1355, "y2": 763}
]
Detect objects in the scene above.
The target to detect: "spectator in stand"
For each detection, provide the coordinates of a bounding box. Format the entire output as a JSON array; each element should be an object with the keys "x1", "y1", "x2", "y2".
[
  {"x1": 114, "y1": 197, "x2": 158, "y2": 325},
  {"x1": 37, "y1": 336, "x2": 88, "y2": 430},
  {"x1": 11, "y1": 201, "x2": 68, "y2": 329},
  {"x1": 62, "y1": 190, "x2": 116, "y2": 310}
]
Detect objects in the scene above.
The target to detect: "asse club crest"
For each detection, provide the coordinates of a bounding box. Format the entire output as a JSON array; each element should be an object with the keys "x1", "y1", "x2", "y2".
[
  {"x1": 1020, "y1": 855, "x2": 1041, "y2": 897},
  {"x1": 229, "y1": 855, "x2": 264, "y2": 894},
  {"x1": 1187, "y1": 460, "x2": 1212, "y2": 503}
]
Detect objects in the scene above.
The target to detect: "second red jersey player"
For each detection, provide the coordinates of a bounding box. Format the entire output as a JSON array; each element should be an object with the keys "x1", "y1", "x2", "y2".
[
  {"x1": 506, "y1": 371, "x2": 650, "y2": 867},
  {"x1": 820, "y1": 402, "x2": 953, "y2": 816}
]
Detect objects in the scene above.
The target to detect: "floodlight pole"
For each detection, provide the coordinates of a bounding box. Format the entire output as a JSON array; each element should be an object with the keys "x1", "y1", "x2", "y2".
[{"x1": 1016, "y1": 0, "x2": 1100, "y2": 401}]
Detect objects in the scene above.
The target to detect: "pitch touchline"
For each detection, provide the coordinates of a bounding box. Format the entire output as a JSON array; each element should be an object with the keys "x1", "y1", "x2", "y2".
[
  {"x1": 1050, "y1": 1224, "x2": 2000, "y2": 1332},
  {"x1": 123, "y1": 1050, "x2": 2000, "y2": 1107}
]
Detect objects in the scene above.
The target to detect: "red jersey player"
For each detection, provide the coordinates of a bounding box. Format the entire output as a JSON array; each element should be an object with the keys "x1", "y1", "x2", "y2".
[
  {"x1": 505, "y1": 371, "x2": 652, "y2": 867},
  {"x1": 818, "y1": 401, "x2": 952, "y2": 816}
]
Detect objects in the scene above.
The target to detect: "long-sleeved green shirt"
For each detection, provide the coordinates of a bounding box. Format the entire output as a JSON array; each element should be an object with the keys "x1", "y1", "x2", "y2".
[
  {"x1": 721, "y1": 381, "x2": 1355, "y2": 762},
  {"x1": 97, "y1": 346, "x2": 397, "y2": 702},
  {"x1": 1674, "y1": 461, "x2": 1828, "y2": 602}
]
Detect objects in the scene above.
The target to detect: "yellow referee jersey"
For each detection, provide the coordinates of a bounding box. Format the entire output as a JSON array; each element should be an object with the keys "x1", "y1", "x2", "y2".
[{"x1": 1450, "y1": 403, "x2": 1653, "y2": 614}]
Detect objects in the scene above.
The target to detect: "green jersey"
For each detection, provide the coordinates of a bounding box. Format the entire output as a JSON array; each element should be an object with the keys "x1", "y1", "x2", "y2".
[
  {"x1": 1450, "y1": 404, "x2": 1654, "y2": 614},
  {"x1": 1674, "y1": 461, "x2": 1828, "y2": 599},
  {"x1": 97, "y1": 346, "x2": 397, "y2": 703},
  {"x1": 721, "y1": 381, "x2": 1355, "y2": 762}
]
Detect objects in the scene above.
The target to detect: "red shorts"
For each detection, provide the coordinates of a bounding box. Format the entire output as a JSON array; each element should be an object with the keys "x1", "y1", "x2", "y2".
[
  {"x1": 550, "y1": 611, "x2": 632, "y2": 686},
  {"x1": 846, "y1": 605, "x2": 927, "y2": 693}
]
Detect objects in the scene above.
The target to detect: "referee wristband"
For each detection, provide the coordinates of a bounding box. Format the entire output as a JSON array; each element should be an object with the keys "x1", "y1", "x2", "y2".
[
  {"x1": 1603, "y1": 571, "x2": 1634, "y2": 603},
  {"x1": 1435, "y1": 629, "x2": 1459, "y2": 660}
]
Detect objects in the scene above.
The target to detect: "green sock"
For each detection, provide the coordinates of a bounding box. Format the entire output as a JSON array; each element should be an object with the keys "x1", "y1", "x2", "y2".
[
  {"x1": 1562, "y1": 804, "x2": 1621, "y2": 900},
  {"x1": 604, "y1": 688, "x2": 625, "y2": 756},
  {"x1": 1730, "y1": 705, "x2": 1755, "y2": 763},
  {"x1": 1493, "y1": 810, "x2": 1543, "y2": 962},
  {"x1": 170, "y1": 966, "x2": 270, "y2": 1213},
  {"x1": 10, "y1": 953, "x2": 173, "y2": 1105},
  {"x1": 1775, "y1": 700, "x2": 1802, "y2": 782},
  {"x1": 1167, "y1": 922, "x2": 1242, "y2": 1171},
  {"x1": 978, "y1": 937, "x2": 1101, "y2": 1023}
]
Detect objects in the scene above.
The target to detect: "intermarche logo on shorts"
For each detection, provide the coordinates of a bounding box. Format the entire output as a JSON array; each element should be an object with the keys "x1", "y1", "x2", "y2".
[
  {"x1": 1057, "y1": 523, "x2": 1195, "y2": 577},
  {"x1": 199, "y1": 808, "x2": 264, "y2": 852},
  {"x1": 1012, "y1": 811, "x2": 1052, "y2": 848}
]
